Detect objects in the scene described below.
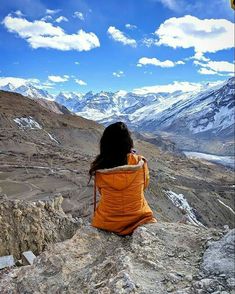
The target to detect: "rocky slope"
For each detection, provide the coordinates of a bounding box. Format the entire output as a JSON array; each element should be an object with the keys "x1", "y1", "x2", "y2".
[{"x1": 0, "y1": 211, "x2": 234, "y2": 293}]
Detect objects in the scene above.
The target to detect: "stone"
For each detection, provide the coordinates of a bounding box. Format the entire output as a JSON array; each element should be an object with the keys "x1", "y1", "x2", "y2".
[
  {"x1": 201, "y1": 229, "x2": 235, "y2": 278},
  {"x1": 0, "y1": 255, "x2": 15, "y2": 269},
  {"x1": 22, "y1": 251, "x2": 36, "y2": 265}
]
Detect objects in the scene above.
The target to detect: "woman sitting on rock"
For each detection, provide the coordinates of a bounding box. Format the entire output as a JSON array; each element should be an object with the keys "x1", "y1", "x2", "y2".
[{"x1": 89, "y1": 121, "x2": 157, "y2": 235}]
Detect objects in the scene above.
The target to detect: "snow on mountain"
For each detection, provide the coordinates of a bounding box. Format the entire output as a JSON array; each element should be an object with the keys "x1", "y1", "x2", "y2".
[
  {"x1": 13, "y1": 116, "x2": 42, "y2": 129},
  {"x1": 0, "y1": 83, "x2": 54, "y2": 100},
  {"x1": 132, "y1": 78, "x2": 234, "y2": 138},
  {"x1": 55, "y1": 92, "x2": 83, "y2": 112},
  {"x1": 1, "y1": 77, "x2": 234, "y2": 141},
  {"x1": 1, "y1": 83, "x2": 16, "y2": 92}
]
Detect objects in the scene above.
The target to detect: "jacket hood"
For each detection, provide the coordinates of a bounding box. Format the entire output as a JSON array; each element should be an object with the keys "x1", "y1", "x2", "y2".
[{"x1": 96, "y1": 154, "x2": 145, "y2": 190}]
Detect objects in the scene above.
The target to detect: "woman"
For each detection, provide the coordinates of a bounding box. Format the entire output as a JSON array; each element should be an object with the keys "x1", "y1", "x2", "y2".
[{"x1": 89, "y1": 122, "x2": 157, "y2": 235}]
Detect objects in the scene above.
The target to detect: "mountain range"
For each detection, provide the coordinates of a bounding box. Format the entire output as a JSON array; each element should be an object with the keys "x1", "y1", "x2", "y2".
[{"x1": 1, "y1": 77, "x2": 234, "y2": 155}]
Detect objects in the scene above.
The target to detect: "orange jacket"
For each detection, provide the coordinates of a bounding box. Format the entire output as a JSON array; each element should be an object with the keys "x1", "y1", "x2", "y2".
[{"x1": 91, "y1": 153, "x2": 157, "y2": 235}]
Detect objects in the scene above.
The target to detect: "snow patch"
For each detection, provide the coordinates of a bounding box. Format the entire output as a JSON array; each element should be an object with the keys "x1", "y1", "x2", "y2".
[
  {"x1": 217, "y1": 199, "x2": 235, "y2": 215},
  {"x1": 165, "y1": 190, "x2": 205, "y2": 227},
  {"x1": 13, "y1": 117, "x2": 42, "y2": 129},
  {"x1": 191, "y1": 106, "x2": 234, "y2": 134},
  {"x1": 46, "y1": 132, "x2": 60, "y2": 144}
]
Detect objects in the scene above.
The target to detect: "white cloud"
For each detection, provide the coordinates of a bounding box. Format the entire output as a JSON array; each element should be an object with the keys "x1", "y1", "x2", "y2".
[
  {"x1": 113, "y1": 71, "x2": 124, "y2": 78},
  {"x1": 203, "y1": 61, "x2": 234, "y2": 73},
  {"x1": 75, "y1": 79, "x2": 87, "y2": 86},
  {"x1": 125, "y1": 24, "x2": 137, "y2": 30},
  {"x1": 46, "y1": 9, "x2": 61, "y2": 15},
  {"x1": 156, "y1": 0, "x2": 181, "y2": 12},
  {"x1": 155, "y1": 15, "x2": 234, "y2": 53},
  {"x1": 55, "y1": 16, "x2": 68, "y2": 23},
  {"x1": 133, "y1": 81, "x2": 204, "y2": 94},
  {"x1": 48, "y1": 75, "x2": 69, "y2": 82},
  {"x1": 0, "y1": 76, "x2": 57, "y2": 90},
  {"x1": 176, "y1": 60, "x2": 185, "y2": 65},
  {"x1": 0, "y1": 77, "x2": 40, "y2": 87},
  {"x1": 133, "y1": 80, "x2": 227, "y2": 95},
  {"x1": 3, "y1": 15, "x2": 64, "y2": 38},
  {"x1": 75, "y1": 61, "x2": 80, "y2": 65},
  {"x1": 192, "y1": 52, "x2": 210, "y2": 62},
  {"x1": 3, "y1": 15, "x2": 100, "y2": 51},
  {"x1": 40, "y1": 81, "x2": 55, "y2": 89},
  {"x1": 73, "y1": 11, "x2": 84, "y2": 20},
  {"x1": 41, "y1": 15, "x2": 53, "y2": 22},
  {"x1": 195, "y1": 59, "x2": 234, "y2": 75},
  {"x1": 142, "y1": 37, "x2": 156, "y2": 47},
  {"x1": 198, "y1": 68, "x2": 218, "y2": 75},
  {"x1": 14, "y1": 10, "x2": 24, "y2": 17},
  {"x1": 137, "y1": 57, "x2": 184, "y2": 68},
  {"x1": 107, "y1": 26, "x2": 137, "y2": 47},
  {"x1": 133, "y1": 81, "x2": 210, "y2": 95}
]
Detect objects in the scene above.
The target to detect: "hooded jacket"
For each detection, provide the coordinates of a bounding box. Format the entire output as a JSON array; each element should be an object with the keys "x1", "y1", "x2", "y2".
[{"x1": 91, "y1": 153, "x2": 157, "y2": 235}]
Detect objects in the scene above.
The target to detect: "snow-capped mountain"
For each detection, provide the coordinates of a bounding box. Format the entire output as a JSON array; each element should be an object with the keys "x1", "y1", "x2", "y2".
[
  {"x1": 1, "y1": 83, "x2": 54, "y2": 100},
  {"x1": 55, "y1": 92, "x2": 83, "y2": 112},
  {"x1": 130, "y1": 78, "x2": 234, "y2": 139},
  {"x1": 67, "y1": 78, "x2": 234, "y2": 142},
  {"x1": 1, "y1": 78, "x2": 234, "y2": 149}
]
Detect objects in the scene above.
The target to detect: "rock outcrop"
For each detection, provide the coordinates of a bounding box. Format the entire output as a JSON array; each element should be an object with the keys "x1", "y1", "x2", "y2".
[
  {"x1": 0, "y1": 217, "x2": 233, "y2": 293},
  {"x1": 0, "y1": 194, "x2": 79, "y2": 259}
]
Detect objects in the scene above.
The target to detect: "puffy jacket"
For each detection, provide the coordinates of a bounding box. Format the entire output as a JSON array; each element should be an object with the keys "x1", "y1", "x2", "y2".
[{"x1": 91, "y1": 153, "x2": 157, "y2": 235}]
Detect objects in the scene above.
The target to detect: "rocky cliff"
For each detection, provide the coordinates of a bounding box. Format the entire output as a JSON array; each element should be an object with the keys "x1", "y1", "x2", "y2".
[
  {"x1": 0, "y1": 194, "x2": 79, "y2": 260},
  {"x1": 0, "y1": 196, "x2": 234, "y2": 294}
]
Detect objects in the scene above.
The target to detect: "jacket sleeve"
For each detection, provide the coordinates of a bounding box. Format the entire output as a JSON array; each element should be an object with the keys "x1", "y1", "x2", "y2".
[{"x1": 144, "y1": 161, "x2": 150, "y2": 189}]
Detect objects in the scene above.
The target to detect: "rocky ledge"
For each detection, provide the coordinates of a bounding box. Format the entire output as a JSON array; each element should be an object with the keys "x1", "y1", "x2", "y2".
[
  {"x1": 0, "y1": 210, "x2": 234, "y2": 293},
  {"x1": 0, "y1": 194, "x2": 79, "y2": 260}
]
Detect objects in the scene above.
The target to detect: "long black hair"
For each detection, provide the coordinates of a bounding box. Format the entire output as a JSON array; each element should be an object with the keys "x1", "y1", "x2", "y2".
[{"x1": 89, "y1": 122, "x2": 133, "y2": 176}]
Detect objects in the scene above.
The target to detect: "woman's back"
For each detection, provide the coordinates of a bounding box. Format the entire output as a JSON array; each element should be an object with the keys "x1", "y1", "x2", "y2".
[{"x1": 92, "y1": 153, "x2": 157, "y2": 235}]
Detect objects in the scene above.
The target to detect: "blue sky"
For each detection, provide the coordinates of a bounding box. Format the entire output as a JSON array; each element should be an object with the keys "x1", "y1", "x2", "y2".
[{"x1": 0, "y1": 0, "x2": 234, "y2": 94}]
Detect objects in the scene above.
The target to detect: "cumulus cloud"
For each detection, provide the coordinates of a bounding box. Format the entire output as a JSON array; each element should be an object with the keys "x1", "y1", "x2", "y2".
[
  {"x1": 155, "y1": 15, "x2": 234, "y2": 53},
  {"x1": 2, "y1": 15, "x2": 100, "y2": 51},
  {"x1": 73, "y1": 11, "x2": 84, "y2": 20},
  {"x1": 125, "y1": 24, "x2": 137, "y2": 30},
  {"x1": 74, "y1": 61, "x2": 80, "y2": 65},
  {"x1": 75, "y1": 79, "x2": 87, "y2": 86},
  {"x1": 55, "y1": 16, "x2": 68, "y2": 23},
  {"x1": 194, "y1": 59, "x2": 234, "y2": 75},
  {"x1": 107, "y1": 26, "x2": 137, "y2": 47},
  {"x1": 137, "y1": 57, "x2": 185, "y2": 68},
  {"x1": 48, "y1": 75, "x2": 69, "y2": 82},
  {"x1": 113, "y1": 71, "x2": 124, "y2": 78}
]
